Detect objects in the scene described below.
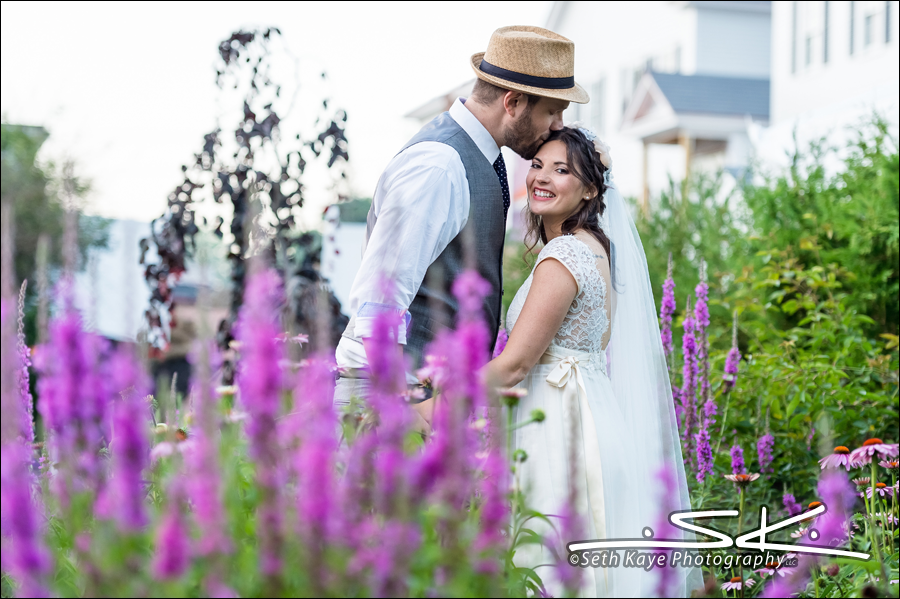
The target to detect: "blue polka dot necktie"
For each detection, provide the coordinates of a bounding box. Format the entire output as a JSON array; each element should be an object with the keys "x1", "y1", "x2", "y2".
[{"x1": 493, "y1": 153, "x2": 510, "y2": 221}]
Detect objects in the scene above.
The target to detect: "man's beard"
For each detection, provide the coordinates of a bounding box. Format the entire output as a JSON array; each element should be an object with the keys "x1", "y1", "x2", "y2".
[{"x1": 502, "y1": 104, "x2": 543, "y2": 159}]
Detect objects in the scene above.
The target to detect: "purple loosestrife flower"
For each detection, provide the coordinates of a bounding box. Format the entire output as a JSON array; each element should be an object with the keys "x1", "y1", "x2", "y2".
[
  {"x1": 783, "y1": 493, "x2": 803, "y2": 516},
  {"x1": 185, "y1": 342, "x2": 230, "y2": 557},
  {"x1": 723, "y1": 311, "x2": 740, "y2": 391},
  {"x1": 660, "y1": 254, "x2": 676, "y2": 370},
  {"x1": 236, "y1": 268, "x2": 287, "y2": 576},
  {"x1": 554, "y1": 498, "x2": 585, "y2": 595},
  {"x1": 293, "y1": 356, "x2": 339, "y2": 545},
  {"x1": 35, "y1": 279, "x2": 116, "y2": 503},
  {"x1": 652, "y1": 465, "x2": 680, "y2": 597},
  {"x1": 763, "y1": 471, "x2": 856, "y2": 598},
  {"x1": 491, "y1": 327, "x2": 508, "y2": 359},
  {"x1": 757, "y1": 434, "x2": 775, "y2": 474},
  {"x1": 813, "y1": 470, "x2": 856, "y2": 547},
  {"x1": 694, "y1": 261, "x2": 711, "y2": 405},
  {"x1": 101, "y1": 374, "x2": 150, "y2": 531},
  {"x1": 2, "y1": 295, "x2": 50, "y2": 595},
  {"x1": 154, "y1": 477, "x2": 190, "y2": 580},
  {"x1": 680, "y1": 297, "x2": 698, "y2": 448},
  {"x1": 472, "y1": 444, "x2": 508, "y2": 573},
  {"x1": 0, "y1": 444, "x2": 51, "y2": 596},
  {"x1": 695, "y1": 427, "x2": 714, "y2": 483},
  {"x1": 16, "y1": 281, "x2": 34, "y2": 446},
  {"x1": 730, "y1": 444, "x2": 746, "y2": 475}
]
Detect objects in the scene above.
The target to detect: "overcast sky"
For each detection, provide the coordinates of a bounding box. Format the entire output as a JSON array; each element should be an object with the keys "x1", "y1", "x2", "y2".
[{"x1": 1, "y1": 1, "x2": 552, "y2": 225}]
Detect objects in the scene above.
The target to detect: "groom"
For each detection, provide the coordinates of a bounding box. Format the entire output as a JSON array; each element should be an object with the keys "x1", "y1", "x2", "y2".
[{"x1": 334, "y1": 25, "x2": 589, "y2": 425}]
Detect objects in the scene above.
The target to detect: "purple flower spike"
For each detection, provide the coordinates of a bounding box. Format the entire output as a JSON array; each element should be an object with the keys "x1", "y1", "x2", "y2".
[
  {"x1": 695, "y1": 427, "x2": 714, "y2": 483},
  {"x1": 185, "y1": 342, "x2": 230, "y2": 557},
  {"x1": 236, "y1": 268, "x2": 287, "y2": 576},
  {"x1": 16, "y1": 281, "x2": 35, "y2": 445},
  {"x1": 730, "y1": 444, "x2": 746, "y2": 475},
  {"x1": 660, "y1": 254, "x2": 676, "y2": 369},
  {"x1": 782, "y1": 493, "x2": 803, "y2": 516},
  {"x1": 723, "y1": 311, "x2": 740, "y2": 391},
  {"x1": 492, "y1": 327, "x2": 508, "y2": 359},
  {"x1": 757, "y1": 434, "x2": 775, "y2": 474},
  {"x1": 652, "y1": 465, "x2": 679, "y2": 597},
  {"x1": 154, "y1": 478, "x2": 189, "y2": 580},
  {"x1": 694, "y1": 261, "x2": 711, "y2": 415},
  {"x1": 101, "y1": 386, "x2": 150, "y2": 531}
]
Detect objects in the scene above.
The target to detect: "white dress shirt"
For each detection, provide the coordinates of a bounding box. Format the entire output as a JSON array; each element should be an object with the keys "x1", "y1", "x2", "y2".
[{"x1": 336, "y1": 98, "x2": 501, "y2": 383}]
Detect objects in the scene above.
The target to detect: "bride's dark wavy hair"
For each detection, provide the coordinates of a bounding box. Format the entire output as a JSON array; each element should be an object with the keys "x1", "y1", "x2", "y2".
[{"x1": 524, "y1": 127, "x2": 610, "y2": 263}]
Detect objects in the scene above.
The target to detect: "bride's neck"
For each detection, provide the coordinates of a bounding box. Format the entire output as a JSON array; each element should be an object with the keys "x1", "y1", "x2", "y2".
[{"x1": 542, "y1": 217, "x2": 566, "y2": 242}]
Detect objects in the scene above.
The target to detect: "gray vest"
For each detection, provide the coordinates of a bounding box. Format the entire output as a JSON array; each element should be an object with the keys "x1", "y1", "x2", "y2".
[{"x1": 344, "y1": 111, "x2": 505, "y2": 370}]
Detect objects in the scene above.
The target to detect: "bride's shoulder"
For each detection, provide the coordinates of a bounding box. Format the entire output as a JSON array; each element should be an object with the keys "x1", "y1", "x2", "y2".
[
  {"x1": 540, "y1": 234, "x2": 580, "y2": 252},
  {"x1": 539, "y1": 233, "x2": 595, "y2": 258}
]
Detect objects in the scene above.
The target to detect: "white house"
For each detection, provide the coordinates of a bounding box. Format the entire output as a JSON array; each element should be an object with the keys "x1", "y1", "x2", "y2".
[
  {"x1": 547, "y1": 1, "x2": 773, "y2": 207},
  {"x1": 760, "y1": 1, "x2": 899, "y2": 162}
]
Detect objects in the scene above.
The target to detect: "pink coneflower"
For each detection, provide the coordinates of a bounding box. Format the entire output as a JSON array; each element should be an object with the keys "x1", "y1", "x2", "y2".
[
  {"x1": 879, "y1": 459, "x2": 899, "y2": 472},
  {"x1": 721, "y1": 576, "x2": 754, "y2": 592},
  {"x1": 865, "y1": 482, "x2": 894, "y2": 498},
  {"x1": 819, "y1": 446, "x2": 853, "y2": 470},
  {"x1": 852, "y1": 477, "x2": 870, "y2": 488},
  {"x1": 872, "y1": 513, "x2": 899, "y2": 527},
  {"x1": 723, "y1": 472, "x2": 759, "y2": 489},
  {"x1": 790, "y1": 527, "x2": 807, "y2": 538},
  {"x1": 801, "y1": 501, "x2": 823, "y2": 523},
  {"x1": 755, "y1": 561, "x2": 787, "y2": 578},
  {"x1": 849, "y1": 438, "x2": 900, "y2": 466}
]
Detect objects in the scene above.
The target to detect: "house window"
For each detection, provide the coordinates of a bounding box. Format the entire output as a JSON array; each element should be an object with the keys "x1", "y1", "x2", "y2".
[
  {"x1": 865, "y1": 13, "x2": 874, "y2": 45},
  {"x1": 850, "y1": 1, "x2": 856, "y2": 54},
  {"x1": 806, "y1": 35, "x2": 813, "y2": 65},
  {"x1": 792, "y1": 1, "x2": 798, "y2": 72},
  {"x1": 824, "y1": 1, "x2": 830, "y2": 63},
  {"x1": 591, "y1": 79, "x2": 606, "y2": 136},
  {"x1": 887, "y1": 1, "x2": 893, "y2": 43}
]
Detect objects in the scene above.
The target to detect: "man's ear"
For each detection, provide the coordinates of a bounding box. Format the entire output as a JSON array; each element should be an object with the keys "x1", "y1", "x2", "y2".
[{"x1": 502, "y1": 91, "x2": 527, "y2": 118}]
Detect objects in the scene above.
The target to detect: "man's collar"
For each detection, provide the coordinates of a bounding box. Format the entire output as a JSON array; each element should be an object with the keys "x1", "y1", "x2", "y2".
[{"x1": 448, "y1": 98, "x2": 501, "y2": 164}]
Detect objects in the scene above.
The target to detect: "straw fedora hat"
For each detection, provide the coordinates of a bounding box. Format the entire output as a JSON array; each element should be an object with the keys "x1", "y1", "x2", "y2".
[{"x1": 471, "y1": 25, "x2": 589, "y2": 104}]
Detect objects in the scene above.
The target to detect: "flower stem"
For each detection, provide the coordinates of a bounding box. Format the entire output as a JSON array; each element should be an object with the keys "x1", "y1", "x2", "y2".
[
  {"x1": 868, "y1": 460, "x2": 889, "y2": 594},
  {"x1": 738, "y1": 489, "x2": 745, "y2": 599}
]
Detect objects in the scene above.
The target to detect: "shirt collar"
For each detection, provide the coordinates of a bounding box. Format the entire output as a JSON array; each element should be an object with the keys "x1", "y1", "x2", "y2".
[{"x1": 448, "y1": 98, "x2": 501, "y2": 164}]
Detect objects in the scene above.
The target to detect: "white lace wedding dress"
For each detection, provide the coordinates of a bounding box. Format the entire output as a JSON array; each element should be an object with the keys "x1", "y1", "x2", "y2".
[{"x1": 506, "y1": 234, "x2": 646, "y2": 598}]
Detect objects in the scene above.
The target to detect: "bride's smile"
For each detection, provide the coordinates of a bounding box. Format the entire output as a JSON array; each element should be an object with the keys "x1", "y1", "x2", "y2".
[{"x1": 526, "y1": 139, "x2": 595, "y2": 237}]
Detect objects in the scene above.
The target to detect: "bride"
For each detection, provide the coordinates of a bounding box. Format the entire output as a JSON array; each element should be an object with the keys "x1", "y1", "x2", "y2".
[{"x1": 485, "y1": 126, "x2": 702, "y2": 597}]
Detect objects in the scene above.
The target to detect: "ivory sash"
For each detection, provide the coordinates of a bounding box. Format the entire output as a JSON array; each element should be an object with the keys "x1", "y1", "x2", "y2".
[{"x1": 540, "y1": 344, "x2": 608, "y2": 593}]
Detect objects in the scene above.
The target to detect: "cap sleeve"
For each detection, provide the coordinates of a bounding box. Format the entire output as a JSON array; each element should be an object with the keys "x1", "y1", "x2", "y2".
[{"x1": 536, "y1": 236, "x2": 587, "y2": 296}]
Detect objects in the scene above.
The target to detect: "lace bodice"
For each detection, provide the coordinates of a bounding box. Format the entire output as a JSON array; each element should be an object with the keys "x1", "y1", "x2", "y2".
[{"x1": 506, "y1": 235, "x2": 611, "y2": 355}]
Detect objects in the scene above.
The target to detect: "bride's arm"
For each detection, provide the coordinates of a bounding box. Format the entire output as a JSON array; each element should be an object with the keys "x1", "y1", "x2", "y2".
[{"x1": 484, "y1": 257, "x2": 577, "y2": 389}]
